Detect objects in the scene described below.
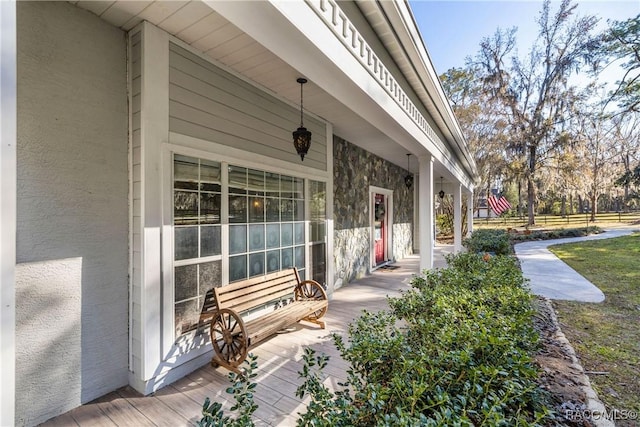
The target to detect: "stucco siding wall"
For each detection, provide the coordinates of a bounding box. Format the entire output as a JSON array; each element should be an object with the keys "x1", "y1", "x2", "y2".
[
  {"x1": 16, "y1": 2, "x2": 128, "y2": 425},
  {"x1": 333, "y1": 136, "x2": 413, "y2": 289}
]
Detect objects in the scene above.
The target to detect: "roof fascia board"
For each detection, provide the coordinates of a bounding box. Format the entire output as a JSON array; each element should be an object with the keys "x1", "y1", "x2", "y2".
[{"x1": 369, "y1": 0, "x2": 478, "y2": 181}]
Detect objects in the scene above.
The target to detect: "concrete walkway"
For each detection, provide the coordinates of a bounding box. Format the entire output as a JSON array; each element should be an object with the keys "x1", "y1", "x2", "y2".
[{"x1": 514, "y1": 227, "x2": 638, "y2": 302}]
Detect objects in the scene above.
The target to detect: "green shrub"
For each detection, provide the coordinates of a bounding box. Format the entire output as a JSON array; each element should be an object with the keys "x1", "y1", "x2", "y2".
[
  {"x1": 436, "y1": 213, "x2": 452, "y2": 235},
  {"x1": 198, "y1": 354, "x2": 259, "y2": 427},
  {"x1": 463, "y1": 228, "x2": 512, "y2": 255},
  {"x1": 295, "y1": 253, "x2": 552, "y2": 426},
  {"x1": 508, "y1": 226, "x2": 603, "y2": 242}
]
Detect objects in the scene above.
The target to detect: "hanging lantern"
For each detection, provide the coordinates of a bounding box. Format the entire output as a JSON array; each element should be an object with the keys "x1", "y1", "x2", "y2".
[
  {"x1": 404, "y1": 154, "x2": 413, "y2": 189},
  {"x1": 292, "y1": 78, "x2": 312, "y2": 161}
]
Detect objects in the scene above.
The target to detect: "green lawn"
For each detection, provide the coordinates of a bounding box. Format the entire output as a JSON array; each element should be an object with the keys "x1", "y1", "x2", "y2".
[{"x1": 549, "y1": 234, "x2": 640, "y2": 425}]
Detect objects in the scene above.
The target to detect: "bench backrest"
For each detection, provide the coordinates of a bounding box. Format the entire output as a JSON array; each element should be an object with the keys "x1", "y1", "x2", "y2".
[{"x1": 212, "y1": 268, "x2": 301, "y2": 314}]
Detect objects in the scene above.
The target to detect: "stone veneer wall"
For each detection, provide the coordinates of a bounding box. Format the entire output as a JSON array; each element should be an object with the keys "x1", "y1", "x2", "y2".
[{"x1": 333, "y1": 136, "x2": 413, "y2": 289}]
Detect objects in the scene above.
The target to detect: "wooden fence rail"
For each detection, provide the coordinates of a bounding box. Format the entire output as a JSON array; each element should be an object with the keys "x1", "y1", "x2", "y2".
[{"x1": 473, "y1": 212, "x2": 640, "y2": 229}]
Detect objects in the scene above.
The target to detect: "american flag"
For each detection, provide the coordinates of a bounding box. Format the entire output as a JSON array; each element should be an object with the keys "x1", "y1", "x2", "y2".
[{"x1": 488, "y1": 195, "x2": 511, "y2": 215}]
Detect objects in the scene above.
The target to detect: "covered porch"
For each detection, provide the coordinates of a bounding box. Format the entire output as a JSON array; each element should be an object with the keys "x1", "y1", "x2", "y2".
[
  {"x1": 4, "y1": 0, "x2": 478, "y2": 424},
  {"x1": 41, "y1": 247, "x2": 451, "y2": 426}
]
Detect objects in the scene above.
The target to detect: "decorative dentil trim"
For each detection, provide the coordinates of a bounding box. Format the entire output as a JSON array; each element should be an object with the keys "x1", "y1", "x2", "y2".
[{"x1": 306, "y1": 0, "x2": 440, "y2": 145}]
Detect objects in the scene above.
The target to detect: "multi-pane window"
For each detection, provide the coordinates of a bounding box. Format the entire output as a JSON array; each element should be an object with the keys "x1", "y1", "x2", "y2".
[
  {"x1": 172, "y1": 155, "x2": 315, "y2": 338},
  {"x1": 228, "y1": 167, "x2": 306, "y2": 282},
  {"x1": 173, "y1": 155, "x2": 222, "y2": 336},
  {"x1": 309, "y1": 180, "x2": 327, "y2": 286}
]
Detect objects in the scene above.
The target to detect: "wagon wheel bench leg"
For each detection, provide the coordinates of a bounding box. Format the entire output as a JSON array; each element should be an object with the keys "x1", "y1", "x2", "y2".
[
  {"x1": 295, "y1": 280, "x2": 328, "y2": 329},
  {"x1": 210, "y1": 308, "x2": 248, "y2": 373}
]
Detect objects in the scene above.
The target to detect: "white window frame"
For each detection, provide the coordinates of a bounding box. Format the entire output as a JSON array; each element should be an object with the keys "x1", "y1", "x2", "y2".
[{"x1": 160, "y1": 135, "x2": 330, "y2": 361}]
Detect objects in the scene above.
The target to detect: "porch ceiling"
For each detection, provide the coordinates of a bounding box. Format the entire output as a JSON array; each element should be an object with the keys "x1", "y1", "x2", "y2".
[{"x1": 71, "y1": 0, "x2": 454, "y2": 178}]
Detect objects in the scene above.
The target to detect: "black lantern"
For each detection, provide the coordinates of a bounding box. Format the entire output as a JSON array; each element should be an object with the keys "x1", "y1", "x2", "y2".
[
  {"x1": 404, "y1": 154, "x2": 413, "y2": 189},
  {"x1": 292, "y1": 78, "x2": 312, "y2": 161},
  {"x1": 438, "y1": 176, "x2": 445, "y2": 199}
]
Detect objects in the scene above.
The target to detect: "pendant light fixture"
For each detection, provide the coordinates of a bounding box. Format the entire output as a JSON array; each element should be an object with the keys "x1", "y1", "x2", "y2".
[
  {"x1": 292, "y1": 78, "x2": 312, "y2": 161},
  {"x1": 404, "y1": 154, "x2": 413, "y2": 189},
  {"x1": 438, "y1": 176, "x2": 445, "y2": 199}
]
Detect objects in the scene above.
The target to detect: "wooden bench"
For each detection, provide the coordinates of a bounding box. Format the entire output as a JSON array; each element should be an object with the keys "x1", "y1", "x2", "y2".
[{"x1": 205, "y1": 268, "x2": 328, "y2": 372}]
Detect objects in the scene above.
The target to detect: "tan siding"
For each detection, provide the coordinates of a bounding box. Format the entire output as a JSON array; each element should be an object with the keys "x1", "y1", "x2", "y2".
[
  {"x1": 132, "y1": 129, "x2": 141, "y2": 148},
  {"x1": 168, "y1": 43, "x2": 327, "y2": 170},
  {"x1": 132, "y1": 111, "x2": 141, "y2": 132},
  {"x1": 132, "y1": 93, "x2": 141, "y2": 116}
]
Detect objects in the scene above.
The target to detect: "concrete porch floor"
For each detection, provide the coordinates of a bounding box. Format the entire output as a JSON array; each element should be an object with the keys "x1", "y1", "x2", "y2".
[{"x1": 39, "y1": 246, "x2": 452, "y2": 427}]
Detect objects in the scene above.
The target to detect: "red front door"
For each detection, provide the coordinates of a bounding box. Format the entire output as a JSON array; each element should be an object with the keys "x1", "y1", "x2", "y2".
[{"x1": 374, "y1": 194, "x2": 385, "y2": 265}]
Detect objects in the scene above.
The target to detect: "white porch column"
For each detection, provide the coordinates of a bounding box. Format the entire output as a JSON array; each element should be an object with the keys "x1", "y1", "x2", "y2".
[
  {"x1": 467, "y1": 190, "x2": 474, "y2": 237},
  {"x1": 418, "y1": 154, "x2": 434, "y2": 271},
  {"x1": 0, "y1": 1, "x2": 17, "y2": 424},
  {"x1": 453, "y1": 183, "x2": 462, "y2": 253},
  {"x1": 134, "y1": 22, "x2": 169, "y2": 389}
]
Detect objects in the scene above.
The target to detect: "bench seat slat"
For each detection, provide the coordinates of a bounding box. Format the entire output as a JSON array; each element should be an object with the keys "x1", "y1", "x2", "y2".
[{"x1": 244, "y1": 300, "x2": 328, "y2": 345}]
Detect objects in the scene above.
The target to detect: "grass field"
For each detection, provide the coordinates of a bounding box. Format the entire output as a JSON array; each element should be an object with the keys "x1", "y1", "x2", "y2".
[{"x1": 548, "y1": 234, "x2": 640, "y2": 425}]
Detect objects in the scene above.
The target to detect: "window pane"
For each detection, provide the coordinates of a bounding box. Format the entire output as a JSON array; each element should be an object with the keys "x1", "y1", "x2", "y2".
[
  {"x1": 266, "y1": 250, "x2": 280, "y2": 273},
  {"x1": 200, "y1": 159, "x2": 221, "y2": 192},
  {"x1": 310, "y1": 181, "x2": 326, "y2": 220},
  {"x1": 280, "y1": 175, "x2": 294, "y2": 198},
  {"x1": 294, "y1": 199, "x2": 304, "y2": 221},
  {"x1": 199, "y1": 260, "x2": 222, "y2": 291},
  {"x1": 309, "y1": 180, "x2": 327, "y2": 286},
  {"x1": 294, "y1": 222, "x2": 304, "y2": 244},
  {"x1": 174, "y1": 191, "x2": 198, "y2": 225},
  {"x1": 310, "y1": 221, "x2": 326, "y2": 243},
  {"x1": 249, "y1": 253, "x2": 264, "y2": 277},
  {"x1": 229, "y1": 195, "x2": 247, "y2": 223},
  {"x1": 248, "y1": 169, "x2": 265, "y2": 196},
  {"x1": 266, "y1": 224, "x2": 280, "y2": 249},
  {"x1": 311, "y1": 242, "x2": 326, "y2": 285},
  {"x1": 293, "y1": 177, "x2": 304, "y2": 199},
  {"x1": 200, "y1": 192, "x2": 221, "y2": 224},
  {"x1": 281, "y1": 248, "x2": 293, "y2": 269},
  {"x1": 174, "y1": 155, "x2": 199, "y2": 190},
  {"x1": 200, "y1": 225, "x2": 221, "y2": 257},
  {"x1": 295, "y1": 246, "x2": 305, "y2": 269},
  {"x1": 265, "y1": 172, "x2": 280, "y2": 198},
  {"x1": 175, "y1": 264, "x2": 197, "y2": 302},
  {"x1": 175, "y1": 227, "x2": 198, "y2": 260},
  {"x1": 229, "y1": 255, "x2": 247, "y2": 282},
  {"x1": 229, "y1": 166, "x2": 247, "y2": 194},
  {"x1": 229, "y1": 225, "x2": 247, "y2": 254},
  {"x1": 281, "y1": 199, "x2": 294, "y2": 221},
  {"x1": 249, "y1": 224, "x2": 265, "y2": 252},
  {"x1": 281, "y1": 223, "x2": 293, "y2": 246},
  {"x1": 175, "y1": 299, "x2": 199, "y2": 336},
  {"x1": 265, "y1": 198, "x2": 280, "y2": 222},
  {"x1": 249, "y1": 197, "x2": 264, "y2": 223}
]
